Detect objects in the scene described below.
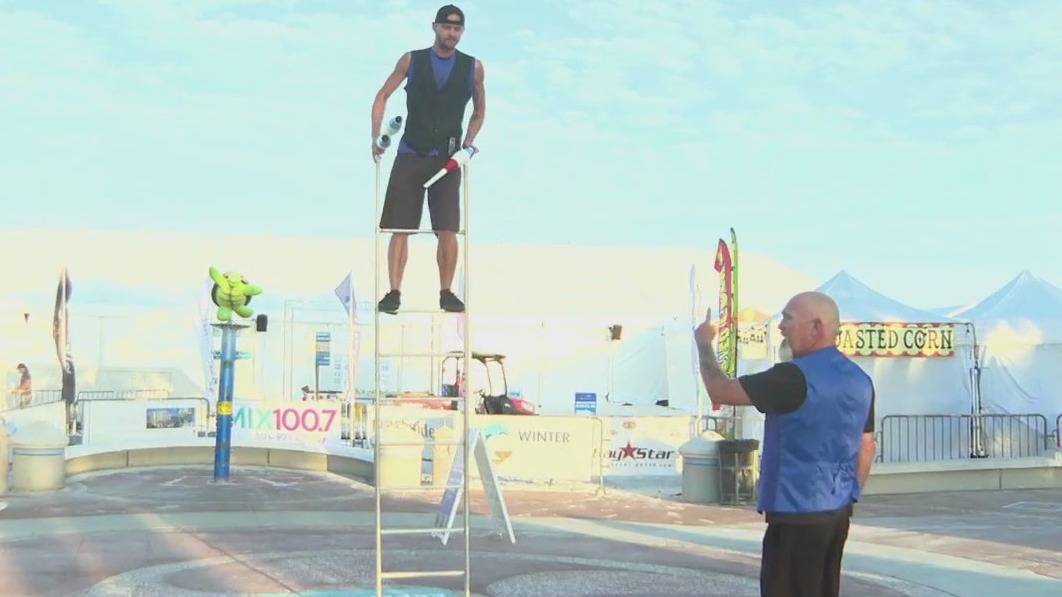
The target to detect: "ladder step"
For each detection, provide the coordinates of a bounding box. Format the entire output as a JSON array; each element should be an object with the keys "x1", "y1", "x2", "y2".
[
  {"x1": 374, "y1": 395, "x2": 466, "y2": 401},
  {"x1": 375, "y1": 439, "x2": 467, "y2": 448},
  {"x1": 380, "y1": 570, "x2": 466, "y2": 581},
  {"x1": 380, "y1": 483, "x2": 464, "y2": 492},
  {"x1": 377, "y1": 351, "x2": 461, "y2": 358},
  {"x1": 376, "y1": 308, "x2": 466, "y2": 315},
  {"x1": 380, "y1": 526, "x2": 465, "y2": 537},
  {"x1": 378, "y1": 228, "x2": 467, "y2": 235}
]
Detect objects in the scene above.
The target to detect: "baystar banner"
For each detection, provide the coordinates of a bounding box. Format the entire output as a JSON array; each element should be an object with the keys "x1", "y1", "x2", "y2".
[{"x1": 836, "y1": 322, "x2": 956, "y2": 357}]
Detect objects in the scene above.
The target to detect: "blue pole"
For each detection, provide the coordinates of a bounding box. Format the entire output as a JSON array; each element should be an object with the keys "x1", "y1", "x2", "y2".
[{"x1": 213, "y1": 323, "x2": 238, "y2": 481}]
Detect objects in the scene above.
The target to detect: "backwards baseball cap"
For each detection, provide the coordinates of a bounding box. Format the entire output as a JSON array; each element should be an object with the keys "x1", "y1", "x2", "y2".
[{"x1": 435, "y1": 4, "x2": 464, "y2": 26}]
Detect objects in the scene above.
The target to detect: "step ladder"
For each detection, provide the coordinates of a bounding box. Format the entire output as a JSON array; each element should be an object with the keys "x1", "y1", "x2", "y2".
[{"x1": 371, "y1": 151, "x2": 474, "y2": 597}]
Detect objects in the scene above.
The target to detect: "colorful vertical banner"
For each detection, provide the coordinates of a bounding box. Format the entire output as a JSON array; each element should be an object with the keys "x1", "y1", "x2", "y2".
[
  {"x1": 334, "y1": 271, "x2": 360, "y2": 398},
  {"x1": 730, "y1": 227, "x2": 740, "y2": 369},
  {"x1": 713, "y1": 237, "x2": 737, "y2": 412}
]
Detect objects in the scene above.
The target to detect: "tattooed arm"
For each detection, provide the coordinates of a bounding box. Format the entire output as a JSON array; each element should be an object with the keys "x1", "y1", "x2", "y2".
[
  {"x1": 694, "y1": 309, "x2": 754, "y2": 407},
  {"x1": 696, "y1": 342, "x2": 754, "y2": 407}
]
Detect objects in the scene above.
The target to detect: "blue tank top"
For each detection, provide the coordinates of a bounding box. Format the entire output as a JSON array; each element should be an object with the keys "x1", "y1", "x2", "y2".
[
  {"x1": 757, "y1": 345, "x2": 873, "y2": 514},
  {"x1": 398, "y1": 50, "x2": 476, "y2": 157}
]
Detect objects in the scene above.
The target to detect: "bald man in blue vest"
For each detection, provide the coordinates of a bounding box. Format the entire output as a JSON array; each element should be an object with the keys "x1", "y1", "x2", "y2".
[
  {"x1": 370, "y1": 4, "x2": 485, "y2": 315},
  {"x1": 695, "y1": 291, "x2": 877, "y2": 597}
]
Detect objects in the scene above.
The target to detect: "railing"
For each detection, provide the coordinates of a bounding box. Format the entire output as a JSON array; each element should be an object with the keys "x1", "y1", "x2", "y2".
[
  {"x1": 1056, "y1": 414, "x2": 1061, "y2": 449},
  {"x1": 76, "y1": 389, "x2": 171, "y2": 402},
  {"x1": 2, "y1": 389, "x2": 65, "y2": 411},
  {"x1": 71, "y1": 389, "x2": 174, "y2": 434},
  {"x1": 878, "y1": 414, "x2": 1051, "y2": 463}
]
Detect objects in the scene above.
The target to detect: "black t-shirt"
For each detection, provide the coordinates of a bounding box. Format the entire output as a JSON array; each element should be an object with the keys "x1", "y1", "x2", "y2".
[{"x1": 738, "y1": 362, "x2": 874, "y2": 433}]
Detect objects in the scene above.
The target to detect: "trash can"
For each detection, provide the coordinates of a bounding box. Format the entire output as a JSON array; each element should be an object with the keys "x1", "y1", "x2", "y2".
[
  {"x1": 679, "y1": 431, "x2": 723, "y2": 504},
  {"x1": 11, "y1": 421, "x2": 69, "y2": 492},
  {"x1": 717, "y1": 438, "x2": 759, "y2": 506}
]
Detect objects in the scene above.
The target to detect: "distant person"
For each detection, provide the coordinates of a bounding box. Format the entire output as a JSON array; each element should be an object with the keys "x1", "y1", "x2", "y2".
[
  {"x1": 694, "y1": 291, "x2": 877, "y2": 597},
  {"x1": 61, "y1": 355, "x2": 77, "y2": 434},
  {"x1": 370, "y1": 4, "x2": 486, "y2": 315},
  {"x1": 10, "y1": 363, "x2": 32, "y2": 408}
]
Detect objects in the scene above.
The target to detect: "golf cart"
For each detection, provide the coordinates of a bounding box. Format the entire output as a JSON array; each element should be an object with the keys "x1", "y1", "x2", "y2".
[{"x1": 439, "y1": 350, "x2": 536, "y2": 415}]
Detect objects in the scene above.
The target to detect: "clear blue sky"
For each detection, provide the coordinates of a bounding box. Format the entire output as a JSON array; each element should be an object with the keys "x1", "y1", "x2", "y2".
[{"x1": 2, "y1": 0, "x2": 1060, "y2": 309}]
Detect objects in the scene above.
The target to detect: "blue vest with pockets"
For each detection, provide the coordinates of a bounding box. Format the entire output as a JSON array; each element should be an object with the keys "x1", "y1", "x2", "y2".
[{"x1": 757, "y1": 345, "x2": 873, "y2": 514}]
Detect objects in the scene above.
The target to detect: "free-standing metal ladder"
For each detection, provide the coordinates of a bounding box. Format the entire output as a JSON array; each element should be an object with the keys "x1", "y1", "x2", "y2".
[{"x1": 371, "y1": 147, "x2": 474, "y2": 597}]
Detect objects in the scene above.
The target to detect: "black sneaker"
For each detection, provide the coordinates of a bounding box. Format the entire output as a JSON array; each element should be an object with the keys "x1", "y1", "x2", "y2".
[
  {"x1": 440, "y1": 289, "x2": 465, "y2": 312},
  {"x1": 377, "y1": 290, "x2": 400, "y2": 314}
]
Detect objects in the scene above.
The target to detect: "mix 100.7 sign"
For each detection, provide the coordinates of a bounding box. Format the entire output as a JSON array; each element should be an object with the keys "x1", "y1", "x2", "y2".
[{"x1": 232, "y1": 400, "x2": 342, "y2": 444}]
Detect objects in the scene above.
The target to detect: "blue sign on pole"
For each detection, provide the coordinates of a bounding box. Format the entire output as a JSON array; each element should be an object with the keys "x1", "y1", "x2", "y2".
[
  {"x1": 315, "y1": 332, "x2": 331, "y2": 366},
  {"x1": 574, "y1": 392, "x2": 597, "y2": 415}
]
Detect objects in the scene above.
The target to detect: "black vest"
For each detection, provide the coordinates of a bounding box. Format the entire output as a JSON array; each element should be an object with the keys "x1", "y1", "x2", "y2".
[{"x1": 403, "y1": 48, "x2": 474, "y2": 155}]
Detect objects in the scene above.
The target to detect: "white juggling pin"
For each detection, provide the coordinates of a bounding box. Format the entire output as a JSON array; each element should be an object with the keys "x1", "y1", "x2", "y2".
[
  {"x1": 375, "y1": 116, "x2": 403, "y2": 150},
  {"x1": 423, "y1": 147, "x2": 475, "y2": 189}
]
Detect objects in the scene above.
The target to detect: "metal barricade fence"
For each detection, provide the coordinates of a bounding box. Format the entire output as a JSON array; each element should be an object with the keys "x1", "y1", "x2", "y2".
[
  {"x1": 592, "y1": 416, "x2": 606, "y2": 494},
  {"x1": 697, "y1": 415, "x2": 734, "y2": 436},
  {"x1": 74, "y1": 389, "x2": 174, "y2": 433},
  {"x1": 348, "y1": 400, "x2": 368, "y2": 446},
  {"x1": 878, "y1": 413, "x2": 1050, "y2": 463}
]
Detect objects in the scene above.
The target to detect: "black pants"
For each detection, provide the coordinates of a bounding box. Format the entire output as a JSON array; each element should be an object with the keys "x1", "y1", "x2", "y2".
[{"x1": 760, "y1": 512, "x2": 851, "y2": 597}]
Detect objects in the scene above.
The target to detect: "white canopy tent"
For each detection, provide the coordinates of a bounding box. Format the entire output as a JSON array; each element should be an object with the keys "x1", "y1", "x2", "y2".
[
  {"x1": 738, "y1": 271, "x2": 978, "y2": 462},
  {"x1": 951, "y1": 270, "x2": 1062, "y2": 452}
]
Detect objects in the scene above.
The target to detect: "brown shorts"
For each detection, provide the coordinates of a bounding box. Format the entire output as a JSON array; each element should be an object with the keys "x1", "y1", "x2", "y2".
[{"x1": 379, "y1": 152, "x2": 461, "y2": 232}]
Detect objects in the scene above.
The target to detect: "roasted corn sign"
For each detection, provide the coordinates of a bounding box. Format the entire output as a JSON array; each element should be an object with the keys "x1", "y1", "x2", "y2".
[{"x1": 836, "y1": 322, "x2": 955, "y2": 357}]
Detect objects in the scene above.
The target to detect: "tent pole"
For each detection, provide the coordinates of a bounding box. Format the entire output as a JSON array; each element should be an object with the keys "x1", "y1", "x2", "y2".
[{"x1": 968, "y1": 322, "x2": 987, "y2": 458}]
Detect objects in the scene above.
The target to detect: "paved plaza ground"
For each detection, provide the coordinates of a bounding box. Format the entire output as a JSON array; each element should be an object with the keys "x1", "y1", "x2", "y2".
[{"x1": 0, "y1": 465, "x2": 1059, "y2": 596}]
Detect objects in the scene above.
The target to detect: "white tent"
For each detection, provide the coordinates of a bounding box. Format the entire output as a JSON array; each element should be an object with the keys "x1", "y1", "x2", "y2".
[
  {"x1": 741, "y1": 271, "x2": 978, "y2": 462},
  {"x1": 951, "y1": 270, "x2": 1062, "y2": 453}
]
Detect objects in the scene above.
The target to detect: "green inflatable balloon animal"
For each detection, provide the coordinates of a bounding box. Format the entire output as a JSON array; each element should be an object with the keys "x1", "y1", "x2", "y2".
[{"x1": 209, "y1": 266, "x2": 263, "y2": 322}]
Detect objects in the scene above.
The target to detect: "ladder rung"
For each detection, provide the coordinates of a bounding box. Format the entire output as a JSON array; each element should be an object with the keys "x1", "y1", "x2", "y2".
[
  {"x1": 380, "y1": 483, "x2": 464, "y2": 492},
  {"x1": 380, "y1": 570, "x2": 466, "y2": 580},
  {"x1": 378, "y1": 228, "x2": 467, "y2": 235},
  {"x1": 380, "y1": 526, "x2": 465, "y2": 536},
  {"x1": 375, "y1": 439, "x2": 465, "y2": 447},
  {"x1": 374, "y1": 397, "x2": 466, "y2": 402},
  {"x1": 373, "y1": 394, "x2": 466, "y2": 400},
  {"x1": 376, "y1": 308, "x2": 465, "y2": 315},
  {"x1": 377, "y1": 351, "x2": 460, "y2": 358}
]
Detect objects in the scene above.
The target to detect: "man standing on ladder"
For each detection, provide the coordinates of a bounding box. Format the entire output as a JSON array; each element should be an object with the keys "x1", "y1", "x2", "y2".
[{"x1": 370, "y1": 4, "x2": 486, "y2": 315}]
